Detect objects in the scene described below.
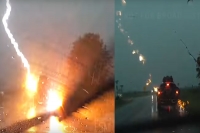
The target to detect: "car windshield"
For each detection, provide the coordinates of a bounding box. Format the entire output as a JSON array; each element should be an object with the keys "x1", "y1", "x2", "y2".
[
  {"x1": 1, "y1": 0, "x2": 200, "y2": 132},
  {"x1": 115, "y1": 0, "x2": 200, "y2": 132},
  {"x1": 0, "y1": 0, "x2": 114, "y2": 132}
]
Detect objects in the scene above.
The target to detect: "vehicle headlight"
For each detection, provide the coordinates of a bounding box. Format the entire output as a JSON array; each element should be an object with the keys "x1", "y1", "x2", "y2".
[{"x1": 153, "y1": 87, "x2": 158, "y2": 92}]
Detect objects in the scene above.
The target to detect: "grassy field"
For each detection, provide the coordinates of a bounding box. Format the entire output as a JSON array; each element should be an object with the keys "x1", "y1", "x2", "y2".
[
  {"x1": 180, "y1": 88, "x2": 200, "y2": 114},
  {"x1": 115, "y1": 91, "x2": 151, "y2": 109}
]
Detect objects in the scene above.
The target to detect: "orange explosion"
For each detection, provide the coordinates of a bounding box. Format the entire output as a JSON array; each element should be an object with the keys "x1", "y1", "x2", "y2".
[{"x1": 46, "y1": 89, "x2": 63, "y2": 112}]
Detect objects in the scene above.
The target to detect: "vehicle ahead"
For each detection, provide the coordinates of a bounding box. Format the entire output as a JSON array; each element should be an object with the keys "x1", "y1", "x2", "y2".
[{"x1": 157, "y1": 76, "x2": 180, "y2": 110}]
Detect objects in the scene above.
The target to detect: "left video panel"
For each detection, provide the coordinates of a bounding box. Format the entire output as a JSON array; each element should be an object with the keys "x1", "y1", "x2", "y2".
[{"x1": 0, "y1": 0, "x2": 114, "y2": 132}]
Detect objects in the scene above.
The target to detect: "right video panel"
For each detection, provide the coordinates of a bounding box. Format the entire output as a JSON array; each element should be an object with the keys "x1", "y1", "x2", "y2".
[{"x1": 115, "y1": 0, "x2": 200, "y2": 133}]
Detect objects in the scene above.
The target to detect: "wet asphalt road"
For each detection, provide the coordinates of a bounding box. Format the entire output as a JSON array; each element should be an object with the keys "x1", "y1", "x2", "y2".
[{"x1": 115, "y1": 93, "x2": 200, "y2": 133}]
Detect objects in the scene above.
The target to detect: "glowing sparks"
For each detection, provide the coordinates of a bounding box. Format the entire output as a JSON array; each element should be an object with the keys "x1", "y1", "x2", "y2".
[
  {"x1": 49, "y1": 116, "x2": 64, "y2": 133},
  {"x1": 83, "y1": 89, "x2": 89, "y2": 94},
  {"x1": 47, "y1": 89, "x2": 62, "y2": 112},
  {"x1": 116, "y1": 1, "x2": 146, "y2": 64},
  {"x1": 146, "y1": 74, "x2": 152, "y2": 86},
  {"x1": 27, "y1": 107, "x2": 36, "y2": 132},
  {"x1": 117, "y1": 0, "x2": 152, "y2": 87},
  {"x1": 128, "y1": 39, "x2": 134, "y2": 45},
  {"x1": 25, "y1": 73, "x2": 38, "y2": 93},
  {"x1": 122, "y1": 0, "x2": 126, "y2": 5},
  {"x1": 117, "y1": 1, "x2": 155, "y2": 90},
  {"x1": 139, "y1": 55, "x2": 144, "y2": 61},
  {"x1": 132, "y1": 50, "x2": 139, "y2": 55},
  {"x1": 178, "y1": 99, "x2": 189, "y2": 111},
  {"x1": 27, "y1": 107, "x2": 36, "y2": 119},
  {"x1": 2, "y1": 0, "x2": 30, "y2": 74},
  {"x1": 139, "y1": 54, "x2": 145, "y2": 64},
  {"x1": 116, "y1": 11, "x2": 122, "y2": 16}
]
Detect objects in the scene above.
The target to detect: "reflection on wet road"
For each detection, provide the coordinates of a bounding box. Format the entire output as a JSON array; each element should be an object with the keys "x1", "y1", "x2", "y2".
[{"x1": 115, "y1": 94, "x2": 200, "y2": 133}]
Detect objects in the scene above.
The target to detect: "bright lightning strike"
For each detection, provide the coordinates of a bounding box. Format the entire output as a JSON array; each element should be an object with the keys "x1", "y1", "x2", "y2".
[
  {"x1": 2, "y1": 0, "x2": 37, "y2": 95},
  {"x1": 2, "y1": 0, "x2": 30, "y2": 74}
]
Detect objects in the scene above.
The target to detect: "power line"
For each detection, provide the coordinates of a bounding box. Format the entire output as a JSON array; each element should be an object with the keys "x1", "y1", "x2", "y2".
[{"x1": 180, "y1": 39, "x2": 197, "y2": 63}]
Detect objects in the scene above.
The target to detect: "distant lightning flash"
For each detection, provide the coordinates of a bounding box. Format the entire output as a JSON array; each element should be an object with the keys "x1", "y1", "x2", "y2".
[{"x1": 2, "y1": 0, "x2": 30, "y2": 74}]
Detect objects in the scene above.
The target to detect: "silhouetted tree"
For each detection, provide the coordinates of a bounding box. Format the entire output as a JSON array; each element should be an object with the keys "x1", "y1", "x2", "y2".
[
  {"x1": 66, "y1": 33, "x2": 113, "y2": 86},
  {"x1": 63, "y1": 33, "x2": 114, "y2": 117}
]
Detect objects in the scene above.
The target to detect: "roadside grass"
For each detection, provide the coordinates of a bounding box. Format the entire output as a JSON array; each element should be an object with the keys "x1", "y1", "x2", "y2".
[
  {"x1": 180, "y1": 87, "x2": 200, "y2": 114},
  {"x1": 115, "y1": 98, "x2": 133, "y2": 109},
  {"x1": 115, "y1": 91, "x2": 151, "y2": 109}
]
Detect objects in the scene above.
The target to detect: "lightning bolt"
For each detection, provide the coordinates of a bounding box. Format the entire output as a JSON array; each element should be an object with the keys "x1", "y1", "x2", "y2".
[
  {"x1": 2, "y1": 0, "x2": 36, "y2": 95},
  {"x1": 2, "y1": 0, "x2": 30, "y2": 75}
]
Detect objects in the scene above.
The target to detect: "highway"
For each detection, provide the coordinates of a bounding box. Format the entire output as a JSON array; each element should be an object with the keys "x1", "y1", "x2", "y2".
[
  {"x1": 115, "y1": 93, "x2": 200, "y2": 133},
  {"x1": 0, "y1": 90, "x2": 114, "y2": 133}
]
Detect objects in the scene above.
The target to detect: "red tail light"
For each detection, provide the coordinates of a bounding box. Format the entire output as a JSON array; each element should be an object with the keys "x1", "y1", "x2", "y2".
[
  {"x1": 166, "y1": 83, "x2": 170, "y2": 87},
  {"x1": 158, "y1": 91, "x2": 161, "y2": 95},
  {"x1": 176, "y1": 90, "x2": 178, "y2": 94}
]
